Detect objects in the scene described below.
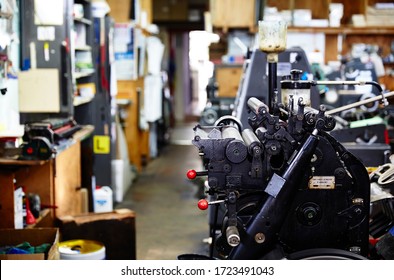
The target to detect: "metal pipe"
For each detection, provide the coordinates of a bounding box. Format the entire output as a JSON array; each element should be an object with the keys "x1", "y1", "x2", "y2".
[
  {"x1": 268, "y1": 62, "x2": 277, "y2": 111},
  {"x1": 327, "y1": 91, "x2": 394, "y2": 115},
  {"x1": 314, "y1": 80, "x2": 387, "y2": 106},
  {"x1": 314, "y1": 80, "x2": 383, "y2": 92},
  {"x1": 272, "y1": 91, "x2": 394, "y2": 116}
]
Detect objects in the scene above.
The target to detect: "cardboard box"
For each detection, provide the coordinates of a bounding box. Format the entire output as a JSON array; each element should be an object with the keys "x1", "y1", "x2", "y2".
[
  {"x1": 57, "y1": 209, "x2": 136, "y2": 260},
  {"x1": 216, "y1": 66, "x2": 243, "y2": 98},
  {"x1": 0, "y1": 228, "x2": 59, "y2": 260},
  {"x1": 107, "y1": 0, "x2": 133, "y2": 23}
]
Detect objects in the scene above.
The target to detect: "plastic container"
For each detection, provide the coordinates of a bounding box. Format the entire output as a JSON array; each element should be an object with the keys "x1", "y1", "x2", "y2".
[
  {"x1": 93, "y1": 186, "x2": 113, "y2": 213},
  {"x1": 59, "y1": 239, "x2": 106, "y2": 260}
]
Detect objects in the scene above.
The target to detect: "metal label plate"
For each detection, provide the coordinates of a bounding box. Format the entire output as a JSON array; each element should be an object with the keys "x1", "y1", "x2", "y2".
[{"x1": 308, "y1": 176, "x2": 335, "y2": 189}]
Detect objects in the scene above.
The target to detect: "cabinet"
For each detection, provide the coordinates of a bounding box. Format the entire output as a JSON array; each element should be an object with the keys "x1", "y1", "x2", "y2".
[
  {"x1": 0, "y1": 128, "x2": 95, "y2": 229},
  {"x1": 73, "y1": 1, "x2": 114, "y2": 190},
  {"x1": 0, "y1": 3, "x2": 21, "y2": 137},
  {"x1": 73, "y1": 0, "x2": 96, "y2": 106},
  {"x1": 19, "y1": 0, "x2": 74, "y2": 122},
  {"x1": 116, "y1": 79, "x2": 150, "y2": 172},
  {"x1": 107, "y1": 0, "x2": 153, "y2": 172}
]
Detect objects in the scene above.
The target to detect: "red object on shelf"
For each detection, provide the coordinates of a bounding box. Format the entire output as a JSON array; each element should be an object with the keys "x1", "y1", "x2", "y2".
[{"x1": 25, "y1": 198, "x2": 36, "y2": 225}]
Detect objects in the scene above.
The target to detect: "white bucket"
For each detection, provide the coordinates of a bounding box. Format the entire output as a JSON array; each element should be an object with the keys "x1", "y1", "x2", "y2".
[
  {"x1": 59, "y1": 239, "x2": 106, "y2": 260},
  {"x1": 93, "y1": 186, "x2": 113, "y2": 213}
]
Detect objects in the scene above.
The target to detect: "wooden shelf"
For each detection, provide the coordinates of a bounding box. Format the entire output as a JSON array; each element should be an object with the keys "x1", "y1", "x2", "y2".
[
  {"x1": 72, "y1": 125, "x2": 94, "y2": 141},
  {"x1": 75, "y1": 45, "x2": 92, "y2": 51},
  {"x1": 0, "y1": 158, "x2": 47, "y2": 166},
  {"x1": 72, "y1": 0, "x2": 95, "y2": 104},
  {"x1": 0, "y1": 126, "x2": 25, "y2": 138},
  {"x1": 288, "y1": 25, "x2": 394, "y2": 68},
  {"x1": 74, "y1": 69, "x2": 95, "y2": 79},
  {"x1": 73, "y1": 95, "x2": 94, "y2": 106},
  {"x1": 288, "y1": 26, "x2": 394, "y2": 35}
]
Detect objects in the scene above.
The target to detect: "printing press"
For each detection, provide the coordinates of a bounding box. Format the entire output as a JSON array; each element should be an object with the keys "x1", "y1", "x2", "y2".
[{"x1": 182, "y1": 21, "x2": 394, "y2": 260}]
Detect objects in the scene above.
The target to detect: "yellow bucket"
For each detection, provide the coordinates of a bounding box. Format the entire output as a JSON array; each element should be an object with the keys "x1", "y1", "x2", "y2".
[{"x1": 59, "y1": 239, "x2": 106, "y2": 260}]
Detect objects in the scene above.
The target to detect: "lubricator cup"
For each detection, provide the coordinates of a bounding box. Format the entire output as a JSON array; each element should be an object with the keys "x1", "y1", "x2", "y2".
[{"x1": 258, "y1": 21, "x2": 287, "y2": 62}]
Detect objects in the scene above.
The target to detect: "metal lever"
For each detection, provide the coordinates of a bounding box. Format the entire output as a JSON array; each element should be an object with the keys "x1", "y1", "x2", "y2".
[
  {"x1": 186, "y1": 169, "x2": 208, "y2": 180},
  {"x1": 197, "y1": 199, "x2": 225, "y2": 210}
]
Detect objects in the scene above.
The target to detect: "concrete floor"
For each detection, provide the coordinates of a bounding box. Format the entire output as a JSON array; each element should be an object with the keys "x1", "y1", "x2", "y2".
[{"x1": 115, "y1": 121, "x2": 210, "y2": 260}]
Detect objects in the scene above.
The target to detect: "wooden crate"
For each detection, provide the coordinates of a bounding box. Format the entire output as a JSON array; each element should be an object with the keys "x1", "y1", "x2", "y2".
[
  {"x1": 215, "y1": 65, "x2": 243, "y2": 98},
  {"x1": 210, "y1": 0, "x2": 255, "y2": 32},
  {"x1": 57, "y1": 209, "x2": 136, "y2": 260},
  {"x1": 107, "y1": 0, "x2": 152, "y2": 24},
  {"x1": 152, "y1": 0, "x2": 188, "y2": 21}
]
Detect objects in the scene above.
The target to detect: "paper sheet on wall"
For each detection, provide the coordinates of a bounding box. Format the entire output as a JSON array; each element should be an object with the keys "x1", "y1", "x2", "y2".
[
  {"x1": 19, "y1": 69, "x2": 60, "y2": 113},
  {"x1": 144, "y1": 75, "x2": 162, "y2": 122},
  {"x1": 110, "y1": 64, "x2": 118, "y2": 97},
  {"x1": 114, "y1": 24, "x2": 134, "y2": 80},
  {"x1": 34, "y1": 0, "x2": 64, "y2": 25},
  {"x1": 146, "y1": 36, "x2": 165, "y2": 75}
]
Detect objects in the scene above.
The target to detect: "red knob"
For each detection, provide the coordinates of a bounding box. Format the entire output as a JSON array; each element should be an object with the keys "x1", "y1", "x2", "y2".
[
  {"x1": 198, "y1": 199, "x2": 209, "y2": 210},
  {"x1": 186, "y1": 169, "x2": 197, "y2": 180},
  {"x1": 27, "y1": 147, "x2": 34, "y2": 154}
]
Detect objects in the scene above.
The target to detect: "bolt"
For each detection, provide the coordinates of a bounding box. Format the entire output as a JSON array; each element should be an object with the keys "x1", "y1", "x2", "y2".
[
  {"x1": 228, "y1": 192, "x2": 237, "y2": 203},
  {"x1": 304, "y1": 207, "x2": 317, "y2": 220},
  {"x1": 334, "y1": 168, "x2": 346, "y2": 179},
  {"x1": 255, "y1": 232, "x2": 266, "y2": 244},
  {"x1": 228, "y1": 236, "x2": 240, "y2": 246},
  {"x1": 271, "y1": 145, "x2": 277, "y2": 151}
]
